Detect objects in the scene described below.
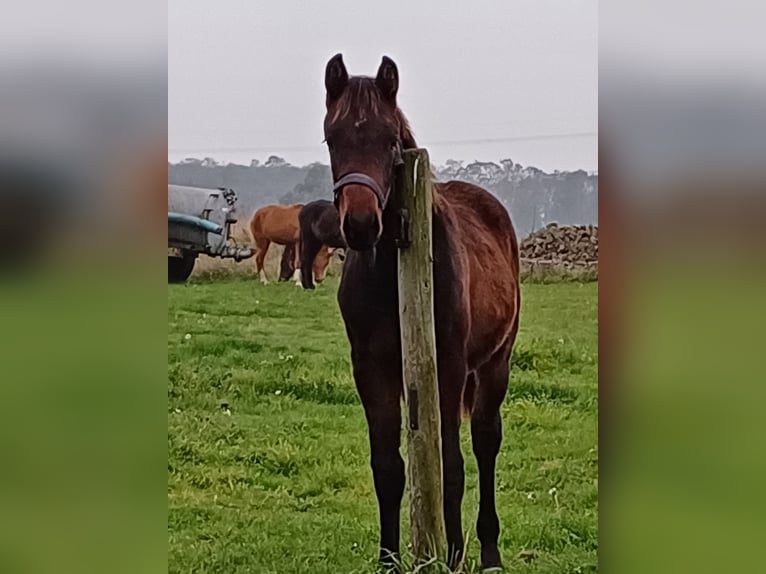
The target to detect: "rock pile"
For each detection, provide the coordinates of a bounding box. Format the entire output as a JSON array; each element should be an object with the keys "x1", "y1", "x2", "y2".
[{"x1": 519, "y1": 223, "x2": 598, "y2": 268}]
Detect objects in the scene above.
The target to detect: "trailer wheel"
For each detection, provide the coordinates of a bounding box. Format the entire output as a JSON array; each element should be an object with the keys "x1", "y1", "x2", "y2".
[{"x1": 168, "y1": 252, "x2": 196, "y2": 283}]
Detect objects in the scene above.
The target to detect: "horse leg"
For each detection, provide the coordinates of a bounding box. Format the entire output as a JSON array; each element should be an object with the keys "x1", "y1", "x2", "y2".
[
  {"x1": 300, "y1": 236, "x2": 322, "y2": 290},
  {"x1": 355, "y1": 361, "x2": 405, "y2": 567},
  {"x1": 254, "y1": 238, "x2": 270, "y2": 284},
  {"x1": 438, "y1": 360, "x2": 466, "y2": 569},
  {"x1": 292, "y1": 239, "x2": 302, "y2": 286},
  {"x1": 278, "y1": 243, "x2": 295, "y2": 281},
  {"x1": 471, "y1": 344, "x2": 511, "y2": 571}
]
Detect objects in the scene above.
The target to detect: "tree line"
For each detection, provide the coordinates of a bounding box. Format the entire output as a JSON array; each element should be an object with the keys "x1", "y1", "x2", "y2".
[{"x1": 169, "y1": 156, "x2": 597, "y2": 239}]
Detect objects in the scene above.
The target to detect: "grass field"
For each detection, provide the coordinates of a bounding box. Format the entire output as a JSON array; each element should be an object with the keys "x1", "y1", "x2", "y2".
[{"x1": 168, "y1": 276, "x2": 598, "y2": 573}]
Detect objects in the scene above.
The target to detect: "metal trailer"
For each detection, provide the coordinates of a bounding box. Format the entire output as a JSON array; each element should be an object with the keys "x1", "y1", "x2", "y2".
[{"x1": 168, "y1": 184, "x2": 252, "y2": 282}]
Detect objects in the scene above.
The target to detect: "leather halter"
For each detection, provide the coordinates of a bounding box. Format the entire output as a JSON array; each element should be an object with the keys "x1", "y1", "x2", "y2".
[
  {"x1": 332, "y1": 142, "x2": 404, "y2": 210},
  {"x1": 333, "y1": 173, "x2": 387, "y2": 208}
]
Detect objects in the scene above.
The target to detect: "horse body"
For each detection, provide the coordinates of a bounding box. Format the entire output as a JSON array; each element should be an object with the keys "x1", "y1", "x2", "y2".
[
  {"x1": 298, "y1": 199, "x2": 346, "y2": 289},
  {"x1": 325, "y1": 54, "x2": 520, "y2": 571},
  {"x1": 249, "y1": 203, "x2": 333, "y2": 285},
  {"x1": 339, "y1": 181, "x2": 519, "y2": 570},
  {"x1": 437, "y1": 182, "x2": 520, "y2": 370}
]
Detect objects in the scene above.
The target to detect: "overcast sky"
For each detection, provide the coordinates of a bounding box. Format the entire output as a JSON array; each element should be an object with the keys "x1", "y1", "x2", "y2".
[{"x1": 169, "y1": 0, "x2": 597, "y2": 171}]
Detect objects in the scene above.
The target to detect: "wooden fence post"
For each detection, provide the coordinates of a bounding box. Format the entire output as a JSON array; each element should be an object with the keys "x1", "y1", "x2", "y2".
[{"x1": 396, "y1": 148, "x2": 447, "y2": 564}]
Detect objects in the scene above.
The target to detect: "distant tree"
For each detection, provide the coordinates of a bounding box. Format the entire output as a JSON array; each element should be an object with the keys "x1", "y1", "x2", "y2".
[
  {"x1": 250, "y1": 159, "x2": 260, "y2": 167},
  {"x1": 462, "y1": 161, "x2": 502, "y2": 186},
  {"x1": 279, "y1": 162, "x2": 332, "y2": 204},
  {"x1": 500, "y1": 158, "x2": 514, "y2": 173},
  {"x1": 265, "y1": 155, "x2": 288, "y2": 167},
  {"x1": 548, "y1": 169, "x2": 590, "y2": 224},
  {"x1": 436, "y1": 159, "x2": 465, "y2": 180}
]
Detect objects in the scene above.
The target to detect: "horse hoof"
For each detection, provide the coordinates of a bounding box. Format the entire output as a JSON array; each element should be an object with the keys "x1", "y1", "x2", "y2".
[{"x1": 481, "y1": 546, "x2": 503, "y2": 572}]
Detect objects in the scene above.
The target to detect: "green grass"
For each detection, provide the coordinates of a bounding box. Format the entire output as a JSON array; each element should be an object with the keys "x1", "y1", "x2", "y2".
[{"x1": 168, "y1": 278, "x2": 598, "y2": 573}]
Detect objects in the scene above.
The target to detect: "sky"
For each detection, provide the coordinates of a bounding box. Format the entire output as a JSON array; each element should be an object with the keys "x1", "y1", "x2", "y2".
[{"x1": 169, "y1": 0, "x2": 598, "y2": 171}]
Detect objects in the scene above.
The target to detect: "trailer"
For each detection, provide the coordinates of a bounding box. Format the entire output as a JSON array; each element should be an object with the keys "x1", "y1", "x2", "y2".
[{"x1": 168, "y1": 184, "x2": 252, "y2": 282}]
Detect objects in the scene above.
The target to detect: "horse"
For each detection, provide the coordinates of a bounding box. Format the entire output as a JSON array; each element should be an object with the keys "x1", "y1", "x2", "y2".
[
  {"x1": 249, "y1": 203, "x2": 334, "y2": 285},
  {"x1": 298, "y1": 199, "x2": 347, "y2": 289},
  {"x1": 323, "y1": 54, "x2": 520, "y2": 571}
]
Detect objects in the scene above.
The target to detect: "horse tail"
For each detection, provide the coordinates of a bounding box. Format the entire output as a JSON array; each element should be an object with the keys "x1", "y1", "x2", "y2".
[{"x1": 461, "y1": 372, "x2": 476, "y2": 417}]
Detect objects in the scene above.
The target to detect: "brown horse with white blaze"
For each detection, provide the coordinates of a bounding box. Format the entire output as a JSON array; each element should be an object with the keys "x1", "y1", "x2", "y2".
[{"x1": 325, "y1": 54, "x2": 520, "y2": 570}]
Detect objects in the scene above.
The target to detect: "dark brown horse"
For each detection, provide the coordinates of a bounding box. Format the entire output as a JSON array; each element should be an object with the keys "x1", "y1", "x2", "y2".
[
  {"x1": 298, "y1": 199, "x2": 346, "y2": 289},
  {"x1": 324, "y1": 54, "x2": 520, "y2": 570}
]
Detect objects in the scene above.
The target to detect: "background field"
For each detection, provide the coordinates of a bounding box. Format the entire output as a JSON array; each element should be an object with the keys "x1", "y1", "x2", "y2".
[{"x1": 168, "y1": 277, "x2": 598, "y2": 573}]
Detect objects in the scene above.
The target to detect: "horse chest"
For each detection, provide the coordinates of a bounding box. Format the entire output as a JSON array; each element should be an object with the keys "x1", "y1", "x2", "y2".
[
  {"x1": 338, "y1": 249, "x2": 470, "y2": 368},
  {"x1": 338, "y1": 252, "x2": 400, "y2": 351}
]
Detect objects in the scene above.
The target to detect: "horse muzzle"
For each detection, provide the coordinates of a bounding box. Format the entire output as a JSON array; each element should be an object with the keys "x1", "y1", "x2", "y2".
[{"x1": 342, "y1": 211, "x2": 381, "y2": 250}]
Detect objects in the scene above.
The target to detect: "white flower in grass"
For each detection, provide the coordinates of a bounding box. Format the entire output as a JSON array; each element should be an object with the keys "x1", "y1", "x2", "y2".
[
  {"x1": 275, "y1": 390, "x2": 282, "y2": 396},
  {"x1": 548, "y1": 486, "x2": 561, "y2": 510},
  {"x1": 184, "y1": 333, "x2": 192, "y2": 340}
]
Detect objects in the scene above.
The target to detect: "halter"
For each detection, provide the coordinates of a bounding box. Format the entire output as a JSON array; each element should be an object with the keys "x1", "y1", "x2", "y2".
[{"x1": 332, "y1": 141, "x2": 404, "y2": 210}]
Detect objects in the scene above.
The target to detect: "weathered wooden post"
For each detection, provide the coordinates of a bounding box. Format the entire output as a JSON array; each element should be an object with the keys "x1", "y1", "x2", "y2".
[{"x1": 396, "y1": 148, "x2": 447, "y2": 564}]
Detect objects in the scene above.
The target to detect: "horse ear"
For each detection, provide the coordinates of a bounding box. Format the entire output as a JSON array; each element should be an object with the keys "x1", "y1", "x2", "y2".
[
  {"x1": 375, "y1": 56, "x2": 398, "y2": 105},
  {"x1": 325, "y1": 53, "x2": 348, "y2": 104}
]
